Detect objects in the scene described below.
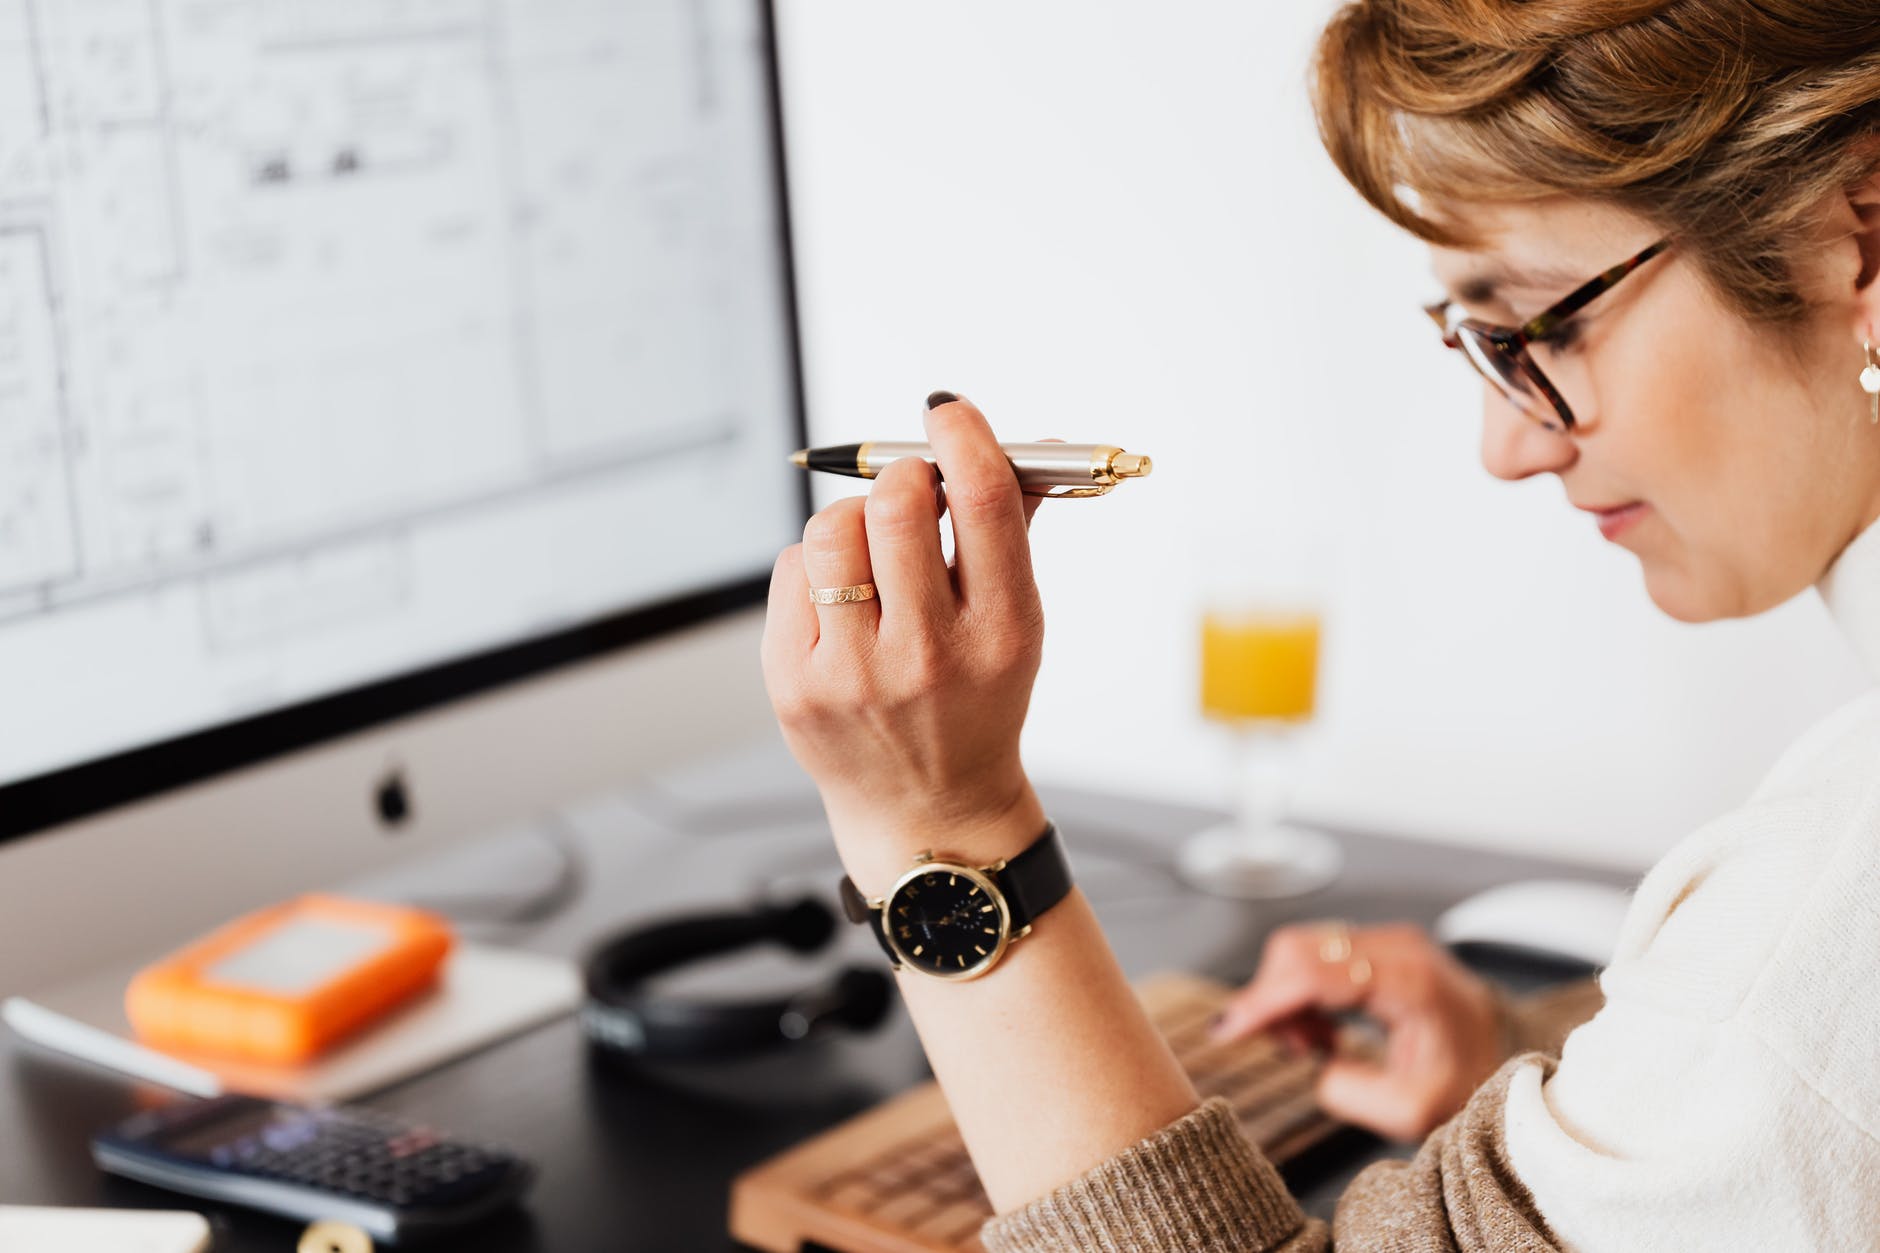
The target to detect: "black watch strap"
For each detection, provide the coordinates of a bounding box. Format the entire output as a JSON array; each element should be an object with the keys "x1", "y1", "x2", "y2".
[
  {"x1": 837, "y1": 874, "x2": 898, "y2": 962},
  {"x1": 996, "y1": 822, "x2": 1071, "y2": 932}
]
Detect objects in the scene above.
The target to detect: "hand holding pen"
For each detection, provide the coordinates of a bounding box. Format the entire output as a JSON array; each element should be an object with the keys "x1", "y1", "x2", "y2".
[{"x1": 763, "y1": 393, "x2": 1069, "y2": 893}]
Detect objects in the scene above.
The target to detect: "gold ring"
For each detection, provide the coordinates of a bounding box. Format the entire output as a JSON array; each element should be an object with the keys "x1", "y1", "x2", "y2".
[
  {"x1": 1318, "y1": 921, "x2": 1371, "y2": 988},
  {"x1": 809, "y1": 582, "x2": 878, "y2": 605}
]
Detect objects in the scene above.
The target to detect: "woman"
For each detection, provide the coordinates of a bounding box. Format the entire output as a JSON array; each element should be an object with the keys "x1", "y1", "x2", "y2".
[{"x1": 762, "y1": 1, "x2": 1880, "y2": 1247}]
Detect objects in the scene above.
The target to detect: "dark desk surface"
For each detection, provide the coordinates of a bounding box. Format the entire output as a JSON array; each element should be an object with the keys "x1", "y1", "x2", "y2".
[{"x1": 1, "y1": 770, "x2": 1631, "y2": 1251}]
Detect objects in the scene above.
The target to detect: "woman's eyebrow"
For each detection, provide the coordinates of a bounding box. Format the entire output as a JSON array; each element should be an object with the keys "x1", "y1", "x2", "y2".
[
  {"x1": 1453, "y1": 276, "x2": 1503, "y2": 305},
  {"x1": 1449, "y1": 259, "x2": 1586, "y2": 306}
]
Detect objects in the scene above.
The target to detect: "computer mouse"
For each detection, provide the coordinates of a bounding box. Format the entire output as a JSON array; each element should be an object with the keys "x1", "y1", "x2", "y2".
[{"x1": 1434, "y1": 878, "x2": 1633, "y2": 969}]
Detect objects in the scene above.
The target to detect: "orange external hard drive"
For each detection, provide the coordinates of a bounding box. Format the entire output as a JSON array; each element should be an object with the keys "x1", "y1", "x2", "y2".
[{"x1": 126, "y1": 894, "x2": 453, "y2": 1067}]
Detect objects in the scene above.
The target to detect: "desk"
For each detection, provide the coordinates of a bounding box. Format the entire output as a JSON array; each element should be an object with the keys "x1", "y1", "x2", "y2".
[{"x1": 0, "y1": 773, "x2": 1630, "y2": 1250}]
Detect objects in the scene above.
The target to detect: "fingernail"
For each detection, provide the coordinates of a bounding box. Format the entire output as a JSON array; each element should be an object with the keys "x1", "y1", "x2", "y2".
[{"x1": 925, "y1": 390, "x2": 960, "y2": 411}]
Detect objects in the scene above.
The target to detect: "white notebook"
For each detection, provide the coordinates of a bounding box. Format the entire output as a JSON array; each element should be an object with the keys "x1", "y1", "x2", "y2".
[
  {"x1": 0, "y1": 1207, "x2": 210, "y2": 1253},
  {"x1": 2, "y1": 943, "x2": 580, "y2": 1104}
]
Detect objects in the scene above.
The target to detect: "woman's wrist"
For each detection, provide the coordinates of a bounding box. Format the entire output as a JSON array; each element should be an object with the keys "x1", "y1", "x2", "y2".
[{"x1": 823, "y1": 777, "x2": 1050, "y2": 897}]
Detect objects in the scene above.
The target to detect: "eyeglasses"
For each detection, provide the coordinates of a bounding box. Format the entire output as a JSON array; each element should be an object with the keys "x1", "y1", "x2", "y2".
[{"x1": 1425, "y1": 239, "x2": 1671, "y2": 433}]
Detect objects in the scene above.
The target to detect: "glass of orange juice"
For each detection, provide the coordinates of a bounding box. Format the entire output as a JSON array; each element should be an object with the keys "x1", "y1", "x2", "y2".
[{"x1": 1178, "y1": 597, "x2": 1343, "y2": 899}]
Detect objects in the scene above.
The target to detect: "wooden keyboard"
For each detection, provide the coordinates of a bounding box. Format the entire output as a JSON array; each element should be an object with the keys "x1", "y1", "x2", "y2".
[{"x1": 729, "y1": 972, "x2": 1345, "y2": 1253}]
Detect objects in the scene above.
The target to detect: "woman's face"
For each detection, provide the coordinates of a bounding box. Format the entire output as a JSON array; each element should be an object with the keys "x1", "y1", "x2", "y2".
[{"x1": 1430, "y1": 198, "x2": 1880, "y2": 623}]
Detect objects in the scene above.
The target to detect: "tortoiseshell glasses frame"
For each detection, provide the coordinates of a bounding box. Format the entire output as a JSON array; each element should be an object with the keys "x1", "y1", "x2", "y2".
[{"x1": 1424, "y1": 239, "x2": 1671, "y2": 433}]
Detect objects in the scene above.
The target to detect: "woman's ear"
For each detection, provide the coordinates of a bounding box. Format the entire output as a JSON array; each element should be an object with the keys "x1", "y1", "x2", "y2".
[{"x1": 1847, "y1": 163, "x2": 1880, "y2": 334}]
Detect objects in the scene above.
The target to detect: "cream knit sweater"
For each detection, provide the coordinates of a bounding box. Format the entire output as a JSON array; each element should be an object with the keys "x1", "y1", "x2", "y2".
[
  {"x1": 984, "y1": 517, "x2": 1880, "y2": 1252},
  {"x1": 1506, "y1": 516, "x2": 1880, "y2": 1250}
]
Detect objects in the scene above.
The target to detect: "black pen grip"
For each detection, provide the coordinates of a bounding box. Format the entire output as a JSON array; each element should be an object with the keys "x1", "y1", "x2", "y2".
[{"x1": 803, "y1": 443, "x2": 866, "y2": 476}]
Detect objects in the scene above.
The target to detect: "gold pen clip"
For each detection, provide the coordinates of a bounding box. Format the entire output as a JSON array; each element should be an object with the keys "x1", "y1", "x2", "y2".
[{"x1": 1027, "y1": 484, "x2": 1116, "y2": 499}]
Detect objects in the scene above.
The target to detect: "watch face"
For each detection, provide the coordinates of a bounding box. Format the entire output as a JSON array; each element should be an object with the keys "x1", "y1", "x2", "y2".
[{"x1": 883, "y1": 863, "x2": 1009, "y2": 979}]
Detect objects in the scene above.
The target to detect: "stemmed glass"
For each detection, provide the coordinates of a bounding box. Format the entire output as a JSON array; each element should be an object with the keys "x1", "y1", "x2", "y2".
[{"x1": 1177, "y1": 591, "x2": 1342, "y2": 900}]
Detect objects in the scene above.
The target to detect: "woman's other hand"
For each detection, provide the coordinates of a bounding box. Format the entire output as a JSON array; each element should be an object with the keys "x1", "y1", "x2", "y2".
[
  {"x1": 761, "y1": 396, "x2": 1050, "y2": 891},
  {"x1": 1210, "y1": 922, "x2": 1506, "y2": 1142}
]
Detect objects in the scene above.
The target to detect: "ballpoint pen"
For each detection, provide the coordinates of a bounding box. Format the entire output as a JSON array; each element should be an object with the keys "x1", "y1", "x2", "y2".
[{"x1": 789, "y1": 442, "x2": 1154, "y2": 499}]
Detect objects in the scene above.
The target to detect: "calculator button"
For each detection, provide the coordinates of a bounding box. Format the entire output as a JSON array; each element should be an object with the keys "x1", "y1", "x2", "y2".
[{"x1": 299, "y1": 1220, "x2": 373, "y2": 1253}]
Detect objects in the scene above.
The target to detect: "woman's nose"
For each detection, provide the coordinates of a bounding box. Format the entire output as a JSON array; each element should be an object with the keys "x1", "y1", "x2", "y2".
[{"x1": 1478, "y1": 388, "x2": 1577, "y2": 482}]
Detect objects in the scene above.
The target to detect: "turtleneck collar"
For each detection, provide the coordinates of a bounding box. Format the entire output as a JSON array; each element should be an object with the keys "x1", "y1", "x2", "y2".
[{"x1": 1818, "y1": 514, "x2": 1880, "y2": 679}]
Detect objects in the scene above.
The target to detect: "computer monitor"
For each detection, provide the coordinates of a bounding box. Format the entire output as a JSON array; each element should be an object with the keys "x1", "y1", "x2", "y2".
[{"x1": 0, "y1": 0, "x2": 806, "y2": 992}]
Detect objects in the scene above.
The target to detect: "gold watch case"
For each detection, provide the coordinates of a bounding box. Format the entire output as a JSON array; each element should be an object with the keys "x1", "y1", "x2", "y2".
[{"x1": 873, "y1": 851, "x2": 1031, "y2": 981}]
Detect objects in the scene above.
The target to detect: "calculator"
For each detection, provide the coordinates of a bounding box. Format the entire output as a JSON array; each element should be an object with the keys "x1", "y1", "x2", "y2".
[{"x1": 92, "y1": 1095, "x2": 533, "y2": 1244}]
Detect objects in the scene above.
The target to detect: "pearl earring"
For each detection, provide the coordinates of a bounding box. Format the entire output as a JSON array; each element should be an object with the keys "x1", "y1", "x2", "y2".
[{"x1": 1865, "y1": 342, "x2": 1880, "y2": 424}]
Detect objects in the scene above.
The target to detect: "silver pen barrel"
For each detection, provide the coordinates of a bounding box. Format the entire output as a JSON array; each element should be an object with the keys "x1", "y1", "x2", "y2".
[{"x1": 855, "y1": 442, "x2": 1152, "y2": 492}]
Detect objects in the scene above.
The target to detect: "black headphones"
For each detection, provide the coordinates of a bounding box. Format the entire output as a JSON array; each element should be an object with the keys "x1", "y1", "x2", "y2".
[{"x1": 581, "y1": 896, "x2": 894, "y2": 1063}]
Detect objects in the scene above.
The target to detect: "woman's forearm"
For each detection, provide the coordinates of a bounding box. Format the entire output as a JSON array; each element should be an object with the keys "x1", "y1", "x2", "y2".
[{"x1": 835, "y1": 789, "x2": 1201, "y2": 1214}]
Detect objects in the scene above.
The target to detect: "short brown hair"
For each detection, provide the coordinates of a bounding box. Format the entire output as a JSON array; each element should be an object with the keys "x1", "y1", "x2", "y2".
[{"x1": 1313, "y1": 1, "x2": 1880, "y2": 322}]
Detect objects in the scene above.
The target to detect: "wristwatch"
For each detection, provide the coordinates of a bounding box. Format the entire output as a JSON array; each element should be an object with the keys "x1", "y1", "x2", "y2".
[{"x1": 837, "y1": 823, "x2": 1072, "y2": 981}]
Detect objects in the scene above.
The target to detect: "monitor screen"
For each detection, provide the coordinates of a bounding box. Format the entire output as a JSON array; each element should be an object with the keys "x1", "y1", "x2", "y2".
[{"x1": 0, "y1": 0, "x2": 806, "y2": 838}]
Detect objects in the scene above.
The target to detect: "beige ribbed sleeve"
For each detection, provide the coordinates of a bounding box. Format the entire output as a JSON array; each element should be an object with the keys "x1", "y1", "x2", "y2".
[
  {"x1": 980, "y1": 980, "x2": 1602, "y2": 1253},
  {"x1": 977, "y1": 1095, "x2": 1325, "y2": 1251}
]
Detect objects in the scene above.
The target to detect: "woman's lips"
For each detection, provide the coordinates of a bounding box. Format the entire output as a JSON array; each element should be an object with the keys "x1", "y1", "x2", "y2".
[{"x1": 1584, "y1": 501, "x2": 1649, "y2": 541}]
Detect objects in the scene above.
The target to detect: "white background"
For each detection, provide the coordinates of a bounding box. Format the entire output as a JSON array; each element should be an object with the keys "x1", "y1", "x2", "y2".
[{"x1": 774, "y1": 1, "x2": 1874, "y2": 871}]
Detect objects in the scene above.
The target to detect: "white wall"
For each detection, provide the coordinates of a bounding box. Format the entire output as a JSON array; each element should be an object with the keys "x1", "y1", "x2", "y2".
[{"x1": 773, "y1": 2, "x2": 1873, "y2": 872}]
